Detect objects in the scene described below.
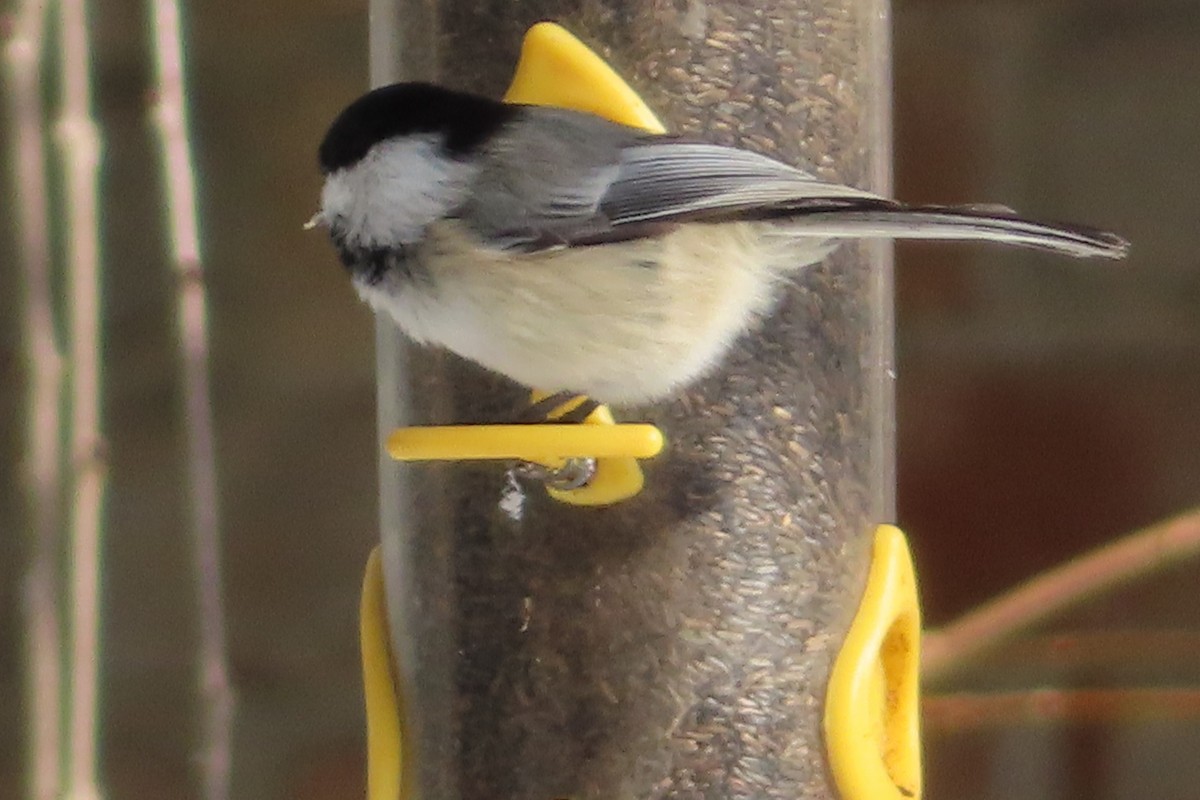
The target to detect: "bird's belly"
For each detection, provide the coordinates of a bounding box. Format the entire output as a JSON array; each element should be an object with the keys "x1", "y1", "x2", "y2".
[{"x1": 362, "y1": 222, "x2": 806, "y2": 403}]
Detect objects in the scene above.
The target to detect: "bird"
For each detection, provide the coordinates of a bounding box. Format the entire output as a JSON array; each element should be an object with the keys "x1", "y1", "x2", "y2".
[{"x1": 308, "y1": 82, "x2": 1128, "y2": 405}]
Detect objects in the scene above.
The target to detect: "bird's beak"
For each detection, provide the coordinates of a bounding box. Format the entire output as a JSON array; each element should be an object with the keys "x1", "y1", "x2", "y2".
[{"x1": 303, "y1": 211, "x2": 324, "y2": 231}]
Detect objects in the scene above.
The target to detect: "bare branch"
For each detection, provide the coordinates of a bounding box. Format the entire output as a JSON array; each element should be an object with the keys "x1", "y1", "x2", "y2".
[
  {"x1": 974, "y1": 629, "x2": 1200, "y2": 675},
  {"x1": 925, "y1": 687, "x2": 1200, "y2": 732},
  {"x1": 147, "y1": 1, "x2": 233, "y2": 798},
  {"x1": 5, "y1": 3, "x2": 66, "y2": 797},
  {"x1": 924, "y1": 507, "x2": 1200, "y2": 682},
  {"x1": 55, "y1": 0, "x2": 106, "y2": 795}
]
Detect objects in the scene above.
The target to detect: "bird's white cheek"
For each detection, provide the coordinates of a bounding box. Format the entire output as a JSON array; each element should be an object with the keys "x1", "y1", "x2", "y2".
[
  {"x1": 324, "y1": 136, "x2": 477, "y2": 248},
  {"x1": 319, "y1": 174, "x2": 354, "y2": 224}
]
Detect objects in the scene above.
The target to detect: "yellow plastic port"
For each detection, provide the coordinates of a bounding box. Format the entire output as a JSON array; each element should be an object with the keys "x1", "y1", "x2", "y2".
[
  {"x1": 386, "y1": 417, "x2": 664, "y2": 507},
  {"x1": 504, "y1": 21, "x2": 666, "y2": 132},
  {"x1": 360, "y1": 546, "x2": 405, "y2": 800},
  {"x1": 825, "y1": 525, "x2": 923, "y2": 800},
  {"x1": 385, "y1": 420, "x2": 663, "y2": 464}
]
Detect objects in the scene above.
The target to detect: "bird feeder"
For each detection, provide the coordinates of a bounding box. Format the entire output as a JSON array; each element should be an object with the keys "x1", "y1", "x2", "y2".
[{"x1": 364, "y1": 9, "x2": 916, "y2": 800}]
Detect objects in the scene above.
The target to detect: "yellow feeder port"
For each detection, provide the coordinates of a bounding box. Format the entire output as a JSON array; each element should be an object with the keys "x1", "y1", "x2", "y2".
[
  {"x1": 360, "y1": 547, "x2": 404, "y2": 800},
  {"x1": 826, "y1": 525, "x2": 923, "y2": 800},
  {"x1": 386, "y1": 417, "x2": 664, "y2": 507},
  {"x1": 504, "y1": 21, "x2": 666, "y2": 133}
]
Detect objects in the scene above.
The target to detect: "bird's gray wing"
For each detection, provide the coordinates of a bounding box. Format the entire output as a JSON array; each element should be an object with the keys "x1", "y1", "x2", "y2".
[
  {"x1": 464, "y1": 115, "x2": 1128, "y2": 259},
  {"x1": 598, "y1": 141, "x2": 890, "y2": 226},
  {"x1": 460, "y1": 120, "x2": 882, "y2": 250},
  {"x1": 594, "y1": 141, "x2": 1127, "y2": 258},
  {"x1": 458, "y1": 107, "x2": 633, "y2": 250}
]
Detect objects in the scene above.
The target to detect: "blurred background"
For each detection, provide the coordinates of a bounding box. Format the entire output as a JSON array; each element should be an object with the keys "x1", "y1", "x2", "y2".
[{"x1": 1, "y1": 0, "x2": 1197, "y2": 797}]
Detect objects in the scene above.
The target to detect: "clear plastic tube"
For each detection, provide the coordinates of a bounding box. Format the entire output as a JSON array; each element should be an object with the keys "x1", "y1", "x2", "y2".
[{"x1": 373, "y1": 3, "x2": 893, "y2": 798}]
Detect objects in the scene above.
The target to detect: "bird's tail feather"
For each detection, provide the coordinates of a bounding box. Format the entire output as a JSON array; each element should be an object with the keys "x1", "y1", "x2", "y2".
[{"x1": 771, "y1": 204, "x2": 1129, "y2": 260}]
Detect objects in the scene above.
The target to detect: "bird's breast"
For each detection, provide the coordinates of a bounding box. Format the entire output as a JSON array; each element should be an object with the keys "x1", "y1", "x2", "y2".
[{"x1": 356, "y1": 220, "x2": 821, "y2": 402}]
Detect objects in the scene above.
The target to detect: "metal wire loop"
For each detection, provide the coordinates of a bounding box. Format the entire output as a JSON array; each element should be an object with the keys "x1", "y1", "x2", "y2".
[{"x1": 510, "y1": 457, "x2": 598, "y2": 491}]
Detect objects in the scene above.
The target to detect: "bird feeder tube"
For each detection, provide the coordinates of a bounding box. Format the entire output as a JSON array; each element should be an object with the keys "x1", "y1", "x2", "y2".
[{"x1": 370, "y1": 5, "x2": 894, "y2": 799}]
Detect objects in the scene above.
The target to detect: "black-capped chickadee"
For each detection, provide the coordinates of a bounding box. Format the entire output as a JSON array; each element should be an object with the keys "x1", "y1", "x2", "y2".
[{"x1": 309, "y1": 82, "x2": 1128, "y2": 404}]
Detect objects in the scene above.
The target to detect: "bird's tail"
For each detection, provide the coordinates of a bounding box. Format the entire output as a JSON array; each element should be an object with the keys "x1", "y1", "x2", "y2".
[{"x1": 770, "y1": 203, "x2": 1129, "y2": 260}]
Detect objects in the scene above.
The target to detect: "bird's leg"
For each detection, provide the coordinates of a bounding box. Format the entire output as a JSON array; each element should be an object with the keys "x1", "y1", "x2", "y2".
[{"x1": 517, "y1": 391, "x2": 600, "y2": 424}]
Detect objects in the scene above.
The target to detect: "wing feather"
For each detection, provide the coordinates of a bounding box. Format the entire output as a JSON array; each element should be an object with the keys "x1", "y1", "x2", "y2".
[
  {"x1": 600, "y1": 142, "x2": 886, "y2": 224},
  {"x1": 457, "y1": 111, "x2": 1126, "y2": 259}
]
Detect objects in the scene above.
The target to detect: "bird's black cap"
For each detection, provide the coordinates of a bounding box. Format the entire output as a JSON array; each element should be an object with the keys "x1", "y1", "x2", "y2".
[{"x1": 317, "y1": 82, "x2": 517, "y2": 173}]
